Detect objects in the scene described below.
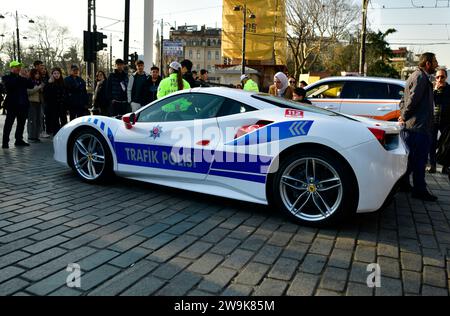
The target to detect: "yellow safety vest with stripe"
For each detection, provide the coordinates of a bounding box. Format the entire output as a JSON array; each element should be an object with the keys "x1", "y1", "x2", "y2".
[
  {"x1": 244, "y1": 79, "x2": 259, "y2": 92},
  {"x1": 157, "y1": 73, "x2": 191, "y2": 99}
]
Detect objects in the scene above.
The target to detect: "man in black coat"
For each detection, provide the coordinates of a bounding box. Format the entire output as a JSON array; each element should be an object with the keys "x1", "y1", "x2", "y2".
[
  {"x1": 106, "y1": 59, "x2": 129, "y2": 116},
  {"x1": 2, "y1": 61, "x2": 34, "y2": 149},
  {"x1": 399, "y1": 52, "x2": 439, "y2": 201},
  {"x1": 181, "y1": 59, "x2": 199, "y2": 88},
  {"x1": 64, "y1": 64, "x2": 88, "y2": 121}
]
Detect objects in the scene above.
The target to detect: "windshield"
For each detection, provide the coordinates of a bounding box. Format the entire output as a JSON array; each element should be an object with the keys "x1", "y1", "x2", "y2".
[{"x1": 252, "y1": 94, "x2": 339, "y2": 116}]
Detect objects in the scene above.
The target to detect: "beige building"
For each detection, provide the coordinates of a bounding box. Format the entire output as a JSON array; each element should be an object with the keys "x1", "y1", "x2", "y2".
[{"x1": 169, "y1": 25, "x2": 222, "y2": 80}]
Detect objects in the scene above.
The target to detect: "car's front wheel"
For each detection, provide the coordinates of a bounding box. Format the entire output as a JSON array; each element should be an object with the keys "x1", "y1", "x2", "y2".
[
  {"x1": 271, "y1": 150, "x2": 357, "y2": 226},
  {"x1": 70, "y1": 129, "x2": 113, "y2": 183}
]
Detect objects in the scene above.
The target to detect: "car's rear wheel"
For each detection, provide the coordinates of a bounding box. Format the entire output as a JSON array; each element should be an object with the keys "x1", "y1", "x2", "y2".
[
  {"x1": 271, "y1": 150, "x2": 357, "y2": 226},
  {"x1": 70, "y1": 129, "x2": 113, "y2": 183}
]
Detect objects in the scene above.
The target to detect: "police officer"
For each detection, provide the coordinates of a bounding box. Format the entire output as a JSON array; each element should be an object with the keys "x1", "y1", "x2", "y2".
[
  {"x1": 157, "y1": 61, "x2": 190, "y2": 99},
  {"x1": 240, "y1": 74, "x2": 259, "y2": 92},
  {"x1": 2, "y1": 61, "x2": 34, "y2": 149}
]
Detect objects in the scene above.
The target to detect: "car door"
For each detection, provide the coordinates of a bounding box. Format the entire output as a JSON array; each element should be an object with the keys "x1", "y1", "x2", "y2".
[
  {"x1": 114, "y1": 93, "x2": 224, "y2": 181},
  {"x1": 339, "y1": 81, "x2": 398, "y2": 120},
  {"x1": 305, "y1": 81, "x2": 344, "y2": 112}
]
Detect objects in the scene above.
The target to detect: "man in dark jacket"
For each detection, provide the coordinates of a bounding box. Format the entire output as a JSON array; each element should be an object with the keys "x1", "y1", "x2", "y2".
[
  {"x1": 181, "y1": 59, "x2": 198, "y2": 88},
  {"x1": 399, "y1": 52, "x2": 439, "y2": 201},
  {"x1": 147, "y1": 66, "x2": 162, "y2": 104},
  {"x1": 64, "y1": 64, "x2": 88, "y2": 121},
  {"x1": 2, "y1": 61, "x2": 34, "y2": 149},
  {"x1": 106, "y1": 59, "x2": 129, "y2": 116},
  {"x1": 429, "y1": 68, "x2": 450, "y2": 173}
]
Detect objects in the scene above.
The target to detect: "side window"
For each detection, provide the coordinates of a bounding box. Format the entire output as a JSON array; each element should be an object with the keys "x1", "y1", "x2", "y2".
[
  {"x1": 341, "y1": 81, "x2": 390, "y2": 99},
  {"x1": 306, "y1": 82, "x2": 345, "y2": 99},
  {"x1": 388, "y1": 84, "x2": 405, "y2": 100},
  {"x1": 137, "y1": 94, "x2": 225, "y2": 123},
  {"x1": 216, "y1": 98, "x2": 257, "y2": 117}
]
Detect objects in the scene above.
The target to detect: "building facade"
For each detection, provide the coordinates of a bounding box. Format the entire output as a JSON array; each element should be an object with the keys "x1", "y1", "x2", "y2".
[{"x1": 169, "y1": 25, "x2": 222, "y2": 78}]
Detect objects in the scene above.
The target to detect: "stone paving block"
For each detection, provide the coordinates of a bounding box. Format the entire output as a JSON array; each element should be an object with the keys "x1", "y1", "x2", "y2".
[
  {"x1": 345, "y1": 282, "x2": 374, "y2": 296},
  {"x1": 300, "y1": 254, "x2": 327, "y2": 275},
  {"x1": 80, "y1": 264, "x2": 121, "y2": 292},
  {"x1": 319, "y1": 267, "x2": 348, "y2": 292},
  {"x1": 375, "y1": 277, "x2": 403, "y2": 296},
  {"x1": 0, "y1": 251, "x2": 31, "y2": 269},
  {"x1": 334, "y1": 237, "x2": 356, "y2": 251},
  {"x1": 77, "y1": 249, "x2": 121, "y2": 271},
  {"x1": 402, "y1": 271, "x2": 421, "y2": 295},
  {"x1": 140, "y1": 233, "x2": 177, "y2": 251},
  {"x1": 422, "y1": 249, "x2": 446, "y2": 268},
  {"x1": 120, "y1": 276, "x2": 166, "y2": 296},
  {"x1": 152, "y1": 257, "x2": 192, "y2": 280},
  {"x1": 377, "y1": 242, "x2": 399, "y2": 259},
  {"x1": 254, "y1": 278, "x2": 287, "y2": 296},
  {"x1": 26, "y1": 270, "x2": 69, "y2": 295},
  {"x1": 198, "y1": 267, "x2": 237, "y2": 294},
  {"x1": 137, "y1": 223, "x2": 171, "y2": 239},
  {"x1": 328, "y1": 248, "x2": 353, "y2": 269},
  {"x1": 268, "y1": 257, "x2": 299, "y2": 281},
  {"x1": 108, "y1": 235, "x2": 146, "y2": 253},
  {"x1": 29, "y1": 226, "x2": 71, "y2": 241},
  {"x1": 61, "y1": 223, "x2": 99, "y2": 239},
  {"x1": 166, "y1": 221, "x2": 198, "y2": 235},
  {"x1": 0, "y1": 278, "x2": 30, "y2": 296},
  {"x1": 423, "y1": 266, "x2": 447, "y2": 288},
  {"x1": 89, "y1": 260, "x2": 158, "y2": 296},
  {"x1": 221, "y1": 249, "x2": 254, "y2": 271},
  {"x1": 17, "y1": 247, "x2": 67, "y2": 269},
  {"x1": 309, "y1": 238, "x2": 334, "y2": 256},
  {"x1": 422, "y1": 285, "x2": 449, "y2": 296},
  {"x1": 200, "y1": 228, "x2": 231, "y2": 244},
  {"x1": 147, "y1": 235, "x2": 197, "y2": 263},
  {"x1": 23, "y1": 236, "x2": 69, "y2": 254},
  {"x1": 187, "y1": 253, "x2": 224, "y2": 275},
  {"x1": 378, "y1": 256, "x2": 401, "y2": 279},
  {"x1": 235, "y1": 262, "x2": 270, "y2": 286},
  {"x1": 222, "y1": 284, "x2": 253, "y2": 296},
  {"x1": 354, "y1": 245, "x2": 376, "y2": 263},
  {"x1": 240, "y1": 234, "x2": 268, "y2": 252},
  {"x1": 2, "y1": 219, "x2": 43, "y2": 233},
  {"x1": 281, "y1": 241, "x2": 309, "y2": 261},
  {"x1": 179, "y1": 241, "x2": 213, "y2": 260},
  {"x1": 253, "y1": 245, "x2": 283, "y2": 265},
  {"x1": 109, "y1": 247, "x2": 150, "y2": 268},
  {"x1": 349, "y1": 261, "x2": 370, "y2": 285},
  {"x1": 157, "y1": 271, "x2": 202, "y2": 296},
  {"x1": 21, "y1": 247, "x2": 97, "y2": 282},
  {"x1": 49, "y1": 287, "x2": 83, "y2": 296},
  {"x1": 400, "y1": 252, "x2": 423, "y2": 272},
  {"x1": 293, "y1": 227, "x2": 317, "y2": 244},
  {"x1": 210, "y1": 238, "x2": 241, "y2": 256},
  {"x1": 0, "y1": 266, "x2": 25, "y2": 283},
  {"x1": 316, "y1": 289, "x2": 341, "y2": 296},
  {"x1": 287, "y1": 273, "x2": 319, "y2": 296},
  {"x1": 227, "y1": 225, "x2": 256, "y2": 241},
  {"x1": 267, "y1": 231, "x2": 293, "y2": 247}
]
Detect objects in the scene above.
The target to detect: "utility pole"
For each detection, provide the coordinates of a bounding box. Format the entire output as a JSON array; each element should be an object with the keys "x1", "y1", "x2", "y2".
[
  {"x1": 160, "y1": 19, "x2": 164, "y2": 76},
  {"x1": 87, "y1": 0, "x2": 93, "y2": 83},
  {"x1": 92, "y1": 0, "x2": 97, "y2": 83},
  {"x1": 12, "y1": 32, "x2": 17, "y2": 61},
  {"x1": 241, "y1": 4, "x2": 247, "y2": 75},
  {"x1": 110, "y1": 33, "x2": 113, "y2": 74},
  {"x1": 15, "y1": 11, "x2": 21, "y2": 63},
  {"x1": 124, "y1": 0, "x2": 130, "y2": 64},
  {"x1": 359, "y1": 0, "x2": 369, "y2": 76}
]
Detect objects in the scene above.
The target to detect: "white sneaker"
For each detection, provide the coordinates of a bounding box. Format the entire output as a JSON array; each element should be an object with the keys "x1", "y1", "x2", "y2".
[{"x1": 40, "y1": 132, "x2": 51, "y2": 138}]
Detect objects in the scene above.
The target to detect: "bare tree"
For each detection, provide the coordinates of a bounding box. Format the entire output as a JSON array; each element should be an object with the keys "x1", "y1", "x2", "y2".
[{"x1": 286, "y1": 0, "x2": 360, "y2": 78}]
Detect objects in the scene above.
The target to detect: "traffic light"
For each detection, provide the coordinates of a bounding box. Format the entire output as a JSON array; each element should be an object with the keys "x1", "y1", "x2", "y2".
[
  {"x1": 128, "y1": 52, "x2": 139, "y2": 69},
  {"x1": 94, "y1": 32, "x2": 107, "y2": 51},
  {"x1": 83, "y1": 31, "x2": 95, "y2": 62}
]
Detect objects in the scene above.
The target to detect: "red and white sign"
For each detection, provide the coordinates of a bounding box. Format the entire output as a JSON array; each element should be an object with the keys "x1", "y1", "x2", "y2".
[{"x1": 285, "y1": 109, "x2": 304, "y2": 118}]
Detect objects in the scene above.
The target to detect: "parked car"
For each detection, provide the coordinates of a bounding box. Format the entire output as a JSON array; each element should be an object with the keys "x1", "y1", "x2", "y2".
[
  {"x1": 54, "y1": 88, "x2": 407, "y2": 226},
  {"x1": 305, "y1": 76, "x2": 405, "y2": 121}
]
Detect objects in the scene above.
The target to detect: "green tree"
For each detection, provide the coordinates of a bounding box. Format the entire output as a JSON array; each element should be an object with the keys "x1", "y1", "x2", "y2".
[{"x1": 366, "y1": 28, "x2": 400, "y2": 78}]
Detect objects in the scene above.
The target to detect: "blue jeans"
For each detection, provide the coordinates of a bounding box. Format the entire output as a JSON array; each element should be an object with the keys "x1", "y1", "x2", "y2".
[{"x1": 401, "y1": 129, "x2": 431, "y2": 193}]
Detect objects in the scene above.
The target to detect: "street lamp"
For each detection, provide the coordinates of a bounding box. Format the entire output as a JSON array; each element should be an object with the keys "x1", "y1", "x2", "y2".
[
  {"x1": 234, "y1": 4, "x2": 256, "y2": 75},
  {"x1": 0, "y1": 11, "x2": 35, "y2": 63},
  {"x1": 157, "y1": 19, "x2": 176, "y2": 76}
]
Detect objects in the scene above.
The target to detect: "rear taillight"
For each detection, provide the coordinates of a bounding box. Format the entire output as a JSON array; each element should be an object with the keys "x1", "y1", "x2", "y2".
[
  {"x1": 368, "y1": 127, "x2": 386, "y2": 145},
  {"x1": 235, "y1": 120, "x2": 273, "y2": 139}
]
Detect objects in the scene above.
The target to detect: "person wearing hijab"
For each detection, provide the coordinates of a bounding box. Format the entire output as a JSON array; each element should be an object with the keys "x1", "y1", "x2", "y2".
[{"x1": 269, "y1": 72, "x2": 294, "y2": 99}]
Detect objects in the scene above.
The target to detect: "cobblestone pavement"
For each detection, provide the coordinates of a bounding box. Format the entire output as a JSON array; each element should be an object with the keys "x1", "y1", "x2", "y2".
[{"x1": 0, "y1": 115, "x2": 449, "y2": 296}]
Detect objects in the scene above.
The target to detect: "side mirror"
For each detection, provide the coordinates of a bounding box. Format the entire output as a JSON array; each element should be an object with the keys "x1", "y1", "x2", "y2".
[{"x1": 122, "y1": 113, "x2": 136, "y2": 130}]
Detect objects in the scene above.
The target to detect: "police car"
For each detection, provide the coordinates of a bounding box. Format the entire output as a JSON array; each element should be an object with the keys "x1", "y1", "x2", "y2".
[
  {"x1": 54, "y1": 88, "x2": 407, "y2": 226},
  {"x1": 305, "y1": 76, "x2": 405, "y2": 121}
]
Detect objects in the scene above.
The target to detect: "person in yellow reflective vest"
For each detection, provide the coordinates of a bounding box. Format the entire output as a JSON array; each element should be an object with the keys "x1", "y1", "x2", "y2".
[
  {"x1": 157, "y1": 61, "x2": 190, "y2": 99},
  {"x1": 240, "y1": 74, "x2": 259, "y2": 92}
]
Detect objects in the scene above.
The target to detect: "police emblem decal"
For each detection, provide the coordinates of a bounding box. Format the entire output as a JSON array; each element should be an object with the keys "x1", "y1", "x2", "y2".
[{"x1": 151, "y1": 125, "x2": 162, "y2": 140}]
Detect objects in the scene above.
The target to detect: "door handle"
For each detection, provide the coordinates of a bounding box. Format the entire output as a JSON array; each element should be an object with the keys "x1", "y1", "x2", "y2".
[
  {"x1": 377, "y1": 107, "x2": 392, "y2": 111},
  {"x1": 324, "y1": 106, "x2": 338, "y2": 110}
]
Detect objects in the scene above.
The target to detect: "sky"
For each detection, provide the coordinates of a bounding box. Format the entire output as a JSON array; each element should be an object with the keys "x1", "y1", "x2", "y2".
[{"x1": 1, "y1": 0, "x2": 449, "y2": 68}]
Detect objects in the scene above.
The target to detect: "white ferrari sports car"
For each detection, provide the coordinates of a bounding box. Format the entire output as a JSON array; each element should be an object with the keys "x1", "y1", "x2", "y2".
[{"x1": 54, "y1": 88, "x2": 407, "y2": 226}]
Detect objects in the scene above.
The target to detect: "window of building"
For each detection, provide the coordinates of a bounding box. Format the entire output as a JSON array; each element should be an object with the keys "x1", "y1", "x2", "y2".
[
  {"x1": 215, "y1": 51, "x2": 219, "y2": 60},
  {"x1": 197, "y1": 50, "x2": 201, "y2": 60},
  {"x1": 207, "y1": 51, "x2": 212, "y2": 60}
]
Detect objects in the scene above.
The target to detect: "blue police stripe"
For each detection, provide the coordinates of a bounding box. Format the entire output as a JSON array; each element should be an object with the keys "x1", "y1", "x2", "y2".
[
  {"x1": 227, "y1": 120, "x2": 314, "y2": 146},
  {"x1": 100, "y1": 122, "x2": 105, "y2": 131},
  {"x1": 209, "y1": 169, "x2": 267, "y2": 184}
]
